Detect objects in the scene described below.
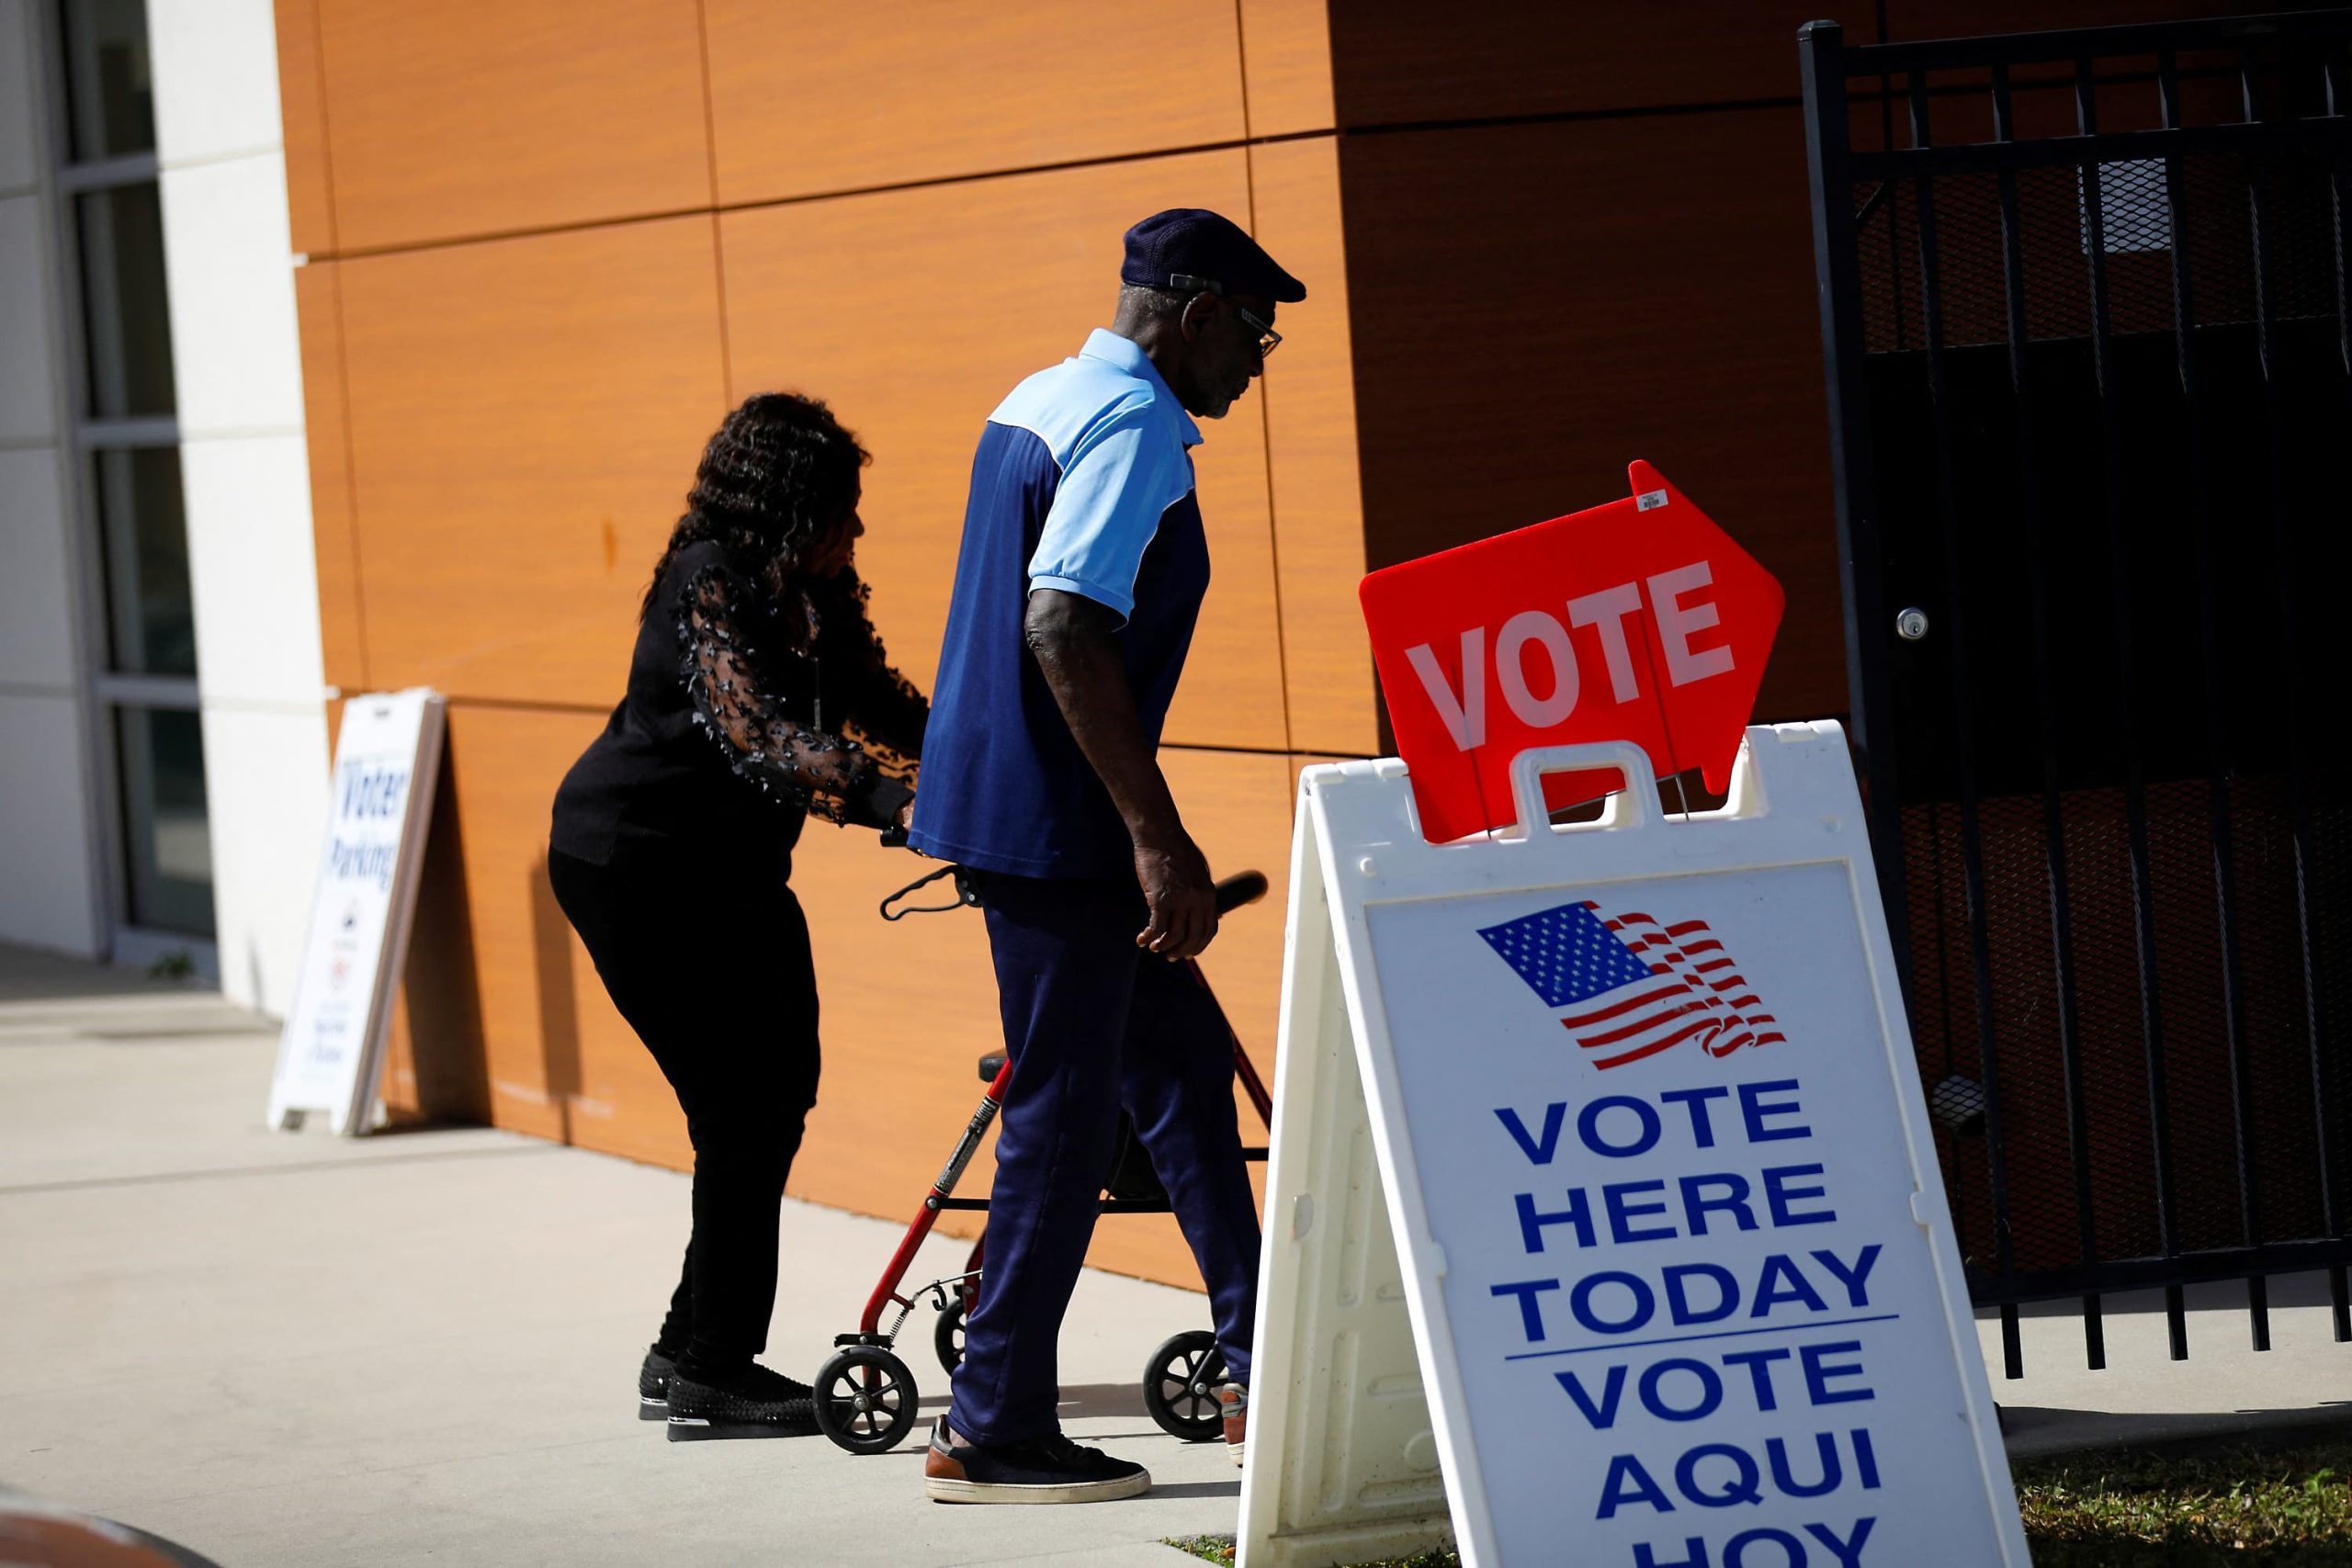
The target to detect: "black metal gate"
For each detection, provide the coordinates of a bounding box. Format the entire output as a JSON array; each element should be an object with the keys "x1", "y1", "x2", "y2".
[{"x1": 1800, "y1": 10, "x2": 2351, "y2": 1374}]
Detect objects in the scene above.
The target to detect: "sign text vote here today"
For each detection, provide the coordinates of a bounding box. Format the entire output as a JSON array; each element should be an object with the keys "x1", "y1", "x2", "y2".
[{"x1": 1364, "y1": 861, "x2": 2006, "y2": 1567}]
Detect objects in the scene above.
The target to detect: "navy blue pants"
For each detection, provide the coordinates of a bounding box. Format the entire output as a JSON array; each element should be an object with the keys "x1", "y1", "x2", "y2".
[{"x1": 947, "y1": 873, "x2": 1261, "y2": 1445}]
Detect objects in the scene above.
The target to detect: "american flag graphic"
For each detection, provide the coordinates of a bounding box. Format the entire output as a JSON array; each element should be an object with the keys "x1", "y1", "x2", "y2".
[{"x1": 1476, "y1": 900, "x2": 1786, "y2": 1070}]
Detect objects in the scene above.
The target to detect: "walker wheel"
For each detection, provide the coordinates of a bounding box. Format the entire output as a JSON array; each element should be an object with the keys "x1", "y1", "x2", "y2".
[
  {"x1": 1142, "y1": 1329, "x2": 1227, "y2": 1442},
  {"x1": 814, "y1": 1345, "x2": 920, "y2": 1454},
  {"x1": 934, "y1": 1299, "x2": 967, "y2": 1375}
]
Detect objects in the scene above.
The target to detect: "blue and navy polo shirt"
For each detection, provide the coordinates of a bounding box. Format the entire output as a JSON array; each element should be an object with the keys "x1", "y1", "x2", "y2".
[{"x1": 909, "y1": 328, "x2": 1210, "y2": 879}]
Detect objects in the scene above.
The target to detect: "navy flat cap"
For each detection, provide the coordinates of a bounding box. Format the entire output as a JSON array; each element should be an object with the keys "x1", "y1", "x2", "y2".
[{"x1": 1121, "y1": 209, "x2": 1306, "y2": 304}]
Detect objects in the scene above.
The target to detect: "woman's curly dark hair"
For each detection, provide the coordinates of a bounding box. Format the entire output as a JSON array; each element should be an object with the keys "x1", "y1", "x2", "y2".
[{"x1": 643, "y1": 391, "x2": 872, "y2": 624}]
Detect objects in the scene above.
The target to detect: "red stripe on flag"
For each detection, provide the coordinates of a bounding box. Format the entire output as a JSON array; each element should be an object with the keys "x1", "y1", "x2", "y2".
[
  {"x1": 1560, "y1": 983, "x2": 1689, "y2": 1028},
  {"x1": 1578, "y1": 998, "x2": 1712, "y2": 1048},
  {"x1": 1589, "y1": 1017, "x2": 1719, "y2": 1069}
]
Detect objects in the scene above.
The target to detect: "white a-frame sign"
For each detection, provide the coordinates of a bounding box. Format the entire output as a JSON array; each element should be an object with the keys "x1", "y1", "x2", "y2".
[
  {"x1": 1239, "y1": 724, "x2": 2027, "y2": 1568},
  {"x1": 268, "y1": 688, "x2": 445, "y2": 1136}
]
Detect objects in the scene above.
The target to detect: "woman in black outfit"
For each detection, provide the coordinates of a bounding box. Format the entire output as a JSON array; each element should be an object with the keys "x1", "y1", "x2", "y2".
[{"x1": 548, "y1": 392, "x2": 926, "y2": 1439}]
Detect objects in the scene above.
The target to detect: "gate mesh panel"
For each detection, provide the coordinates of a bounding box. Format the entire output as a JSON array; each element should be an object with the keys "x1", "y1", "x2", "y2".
[{"x1": 1846, "y1": 39, "x2": 2347, "y2": 1302}]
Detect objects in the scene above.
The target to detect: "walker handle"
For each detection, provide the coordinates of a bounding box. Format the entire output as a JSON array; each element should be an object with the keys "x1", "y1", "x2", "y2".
[{"x1": 1214, "y1": 870, "x2": 1269, "y2": 915}]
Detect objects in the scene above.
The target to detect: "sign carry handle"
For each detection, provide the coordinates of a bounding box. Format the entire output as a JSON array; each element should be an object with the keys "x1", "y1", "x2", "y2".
[{"x1": 1505, "y1": 740, "x2": 1657, "y2": 839}]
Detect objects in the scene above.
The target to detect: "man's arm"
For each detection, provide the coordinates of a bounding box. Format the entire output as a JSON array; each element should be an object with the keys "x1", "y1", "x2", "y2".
[{"x1": 1023, "y1": 587, "x2": 1217, "y2": 959}]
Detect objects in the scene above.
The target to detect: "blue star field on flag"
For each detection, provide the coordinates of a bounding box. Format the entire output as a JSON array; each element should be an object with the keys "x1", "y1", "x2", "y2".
[{"x1": 1476, "y1": 902, "x2": 1657, "y2": 1008}]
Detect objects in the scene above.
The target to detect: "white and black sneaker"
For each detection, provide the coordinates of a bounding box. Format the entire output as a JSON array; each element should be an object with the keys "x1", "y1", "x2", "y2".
[
  {"x1": 637, "y1": 1346, "x2": 677, "y2": 1421},
  {"x1": 922, "y1": 1417, "x2": 1150, "y2": 1504},
  {"x1": 664, "y1": 1363, "x2": 820, "y2": 1441}
]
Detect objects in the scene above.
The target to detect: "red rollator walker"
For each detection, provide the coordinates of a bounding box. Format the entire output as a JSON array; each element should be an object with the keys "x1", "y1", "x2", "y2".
[{"x1": 808, "y1": 863, "x2": 1274, "y2": 1455}]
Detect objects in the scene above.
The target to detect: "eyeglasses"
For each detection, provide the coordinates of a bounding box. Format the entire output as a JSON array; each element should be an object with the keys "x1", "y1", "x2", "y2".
[
  {"x1": 1232, "y1": 302, "x2": 1283, "y2": 361},
  {"x1": 1168, "y1": 275, "x2": 1282, "y2": 360}
]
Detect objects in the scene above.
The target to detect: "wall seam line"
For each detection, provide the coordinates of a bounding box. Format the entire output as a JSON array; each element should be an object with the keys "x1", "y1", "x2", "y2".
[
  {"x1": 691, "y1": 0, "x2": 733, "y2": 403},
  {"x1": 296, "y1": 130, "x2": 1342, "y2": 265},
  {"x1": 301, "y1": 0, "x2": 342, "y2": 256},
  {"x1": 323, "y1": 264, "x2": 369, "y2": 692},
  {"x1": 1234, "y1": 0, "x2": 1295, "y2": 757},
  {"x1": 300, "y1": 0, "x2": 365, "y2": 694}
]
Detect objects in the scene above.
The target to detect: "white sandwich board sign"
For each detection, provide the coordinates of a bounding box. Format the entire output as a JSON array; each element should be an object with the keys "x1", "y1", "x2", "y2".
[
  {"x1": 268, "y1": 688, "x2": 445, "y2": 1136},
  {"x1": 1240, "y1": 724, "x2": 2026, "y2": 1568}
]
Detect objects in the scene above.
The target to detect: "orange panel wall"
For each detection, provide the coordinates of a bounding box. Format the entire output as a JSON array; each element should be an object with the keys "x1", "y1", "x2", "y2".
[
  {"x1": 1239, "y1": 0, "x2": 1338, "y2": 138},
  {"x1": 311, "y1": 0, "x2": 712, "y2": 252},
  {"x1": 277, "y1": 0, "x2": 2326, "y2": 1299},
  {"x1": 272, "y1": 0, "x2": 335, "y2": 257},
  {"x1": 1250, "y1": 137, "x2": 1375, "y2": 757},
  {"x1": 702, "y1": 0, "x2": 1248, "y2": 206},
  {"x1": 279, "y1": 0, "x2": 1356, "y2": 1295},
  {"x1": 292, "y1": 264, "x2": 365, "y2": 691},
  {"x1": 334, "y1": 218, "x2": 729, "y2": 705}
]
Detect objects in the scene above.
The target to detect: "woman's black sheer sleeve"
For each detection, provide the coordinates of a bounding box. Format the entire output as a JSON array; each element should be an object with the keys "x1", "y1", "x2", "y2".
[
  {"x1": 811, "y1": 566, "x2": 927, "y2": 782},
  {"x1": 677, "y1": 565, "x2": 913, "y2": 830}
]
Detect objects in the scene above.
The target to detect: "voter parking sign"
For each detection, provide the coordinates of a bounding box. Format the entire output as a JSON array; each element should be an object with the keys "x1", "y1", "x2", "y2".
[
  {"x1": 269, "y1": 688, "x2": 444, "y2": 1136},
  {"x1": 1240, "y1": 727, "x2": 2026, "y2": 1568}
]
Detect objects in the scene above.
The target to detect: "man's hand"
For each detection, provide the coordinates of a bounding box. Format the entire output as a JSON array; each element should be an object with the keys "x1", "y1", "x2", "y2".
[{"x1": 1135, "y1": 831, "x2": 1217, "y2": 960}]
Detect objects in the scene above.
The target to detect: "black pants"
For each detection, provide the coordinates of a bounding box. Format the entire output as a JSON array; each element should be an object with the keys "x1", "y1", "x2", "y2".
[{"x1": 548, "y1": 846, "x2": 820, "y2": 1377}]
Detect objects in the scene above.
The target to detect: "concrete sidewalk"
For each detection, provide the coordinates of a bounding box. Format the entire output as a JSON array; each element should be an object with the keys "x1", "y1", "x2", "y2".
[
  {"x1": 0, "y1": 945, "x2": 1229, "y2": 1567},
  {"x1": 3, "y1": 943, "x2": 2346, "y2": 1566},
  {"x1": 1974, "y1": 1267, "x2": 2352, "y2": 1459}
]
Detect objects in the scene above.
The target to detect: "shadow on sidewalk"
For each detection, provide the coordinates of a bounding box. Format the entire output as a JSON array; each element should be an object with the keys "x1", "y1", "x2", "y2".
[{"x1": 2003, "y1": 1400, "x2": 2352, "y2": 1460}]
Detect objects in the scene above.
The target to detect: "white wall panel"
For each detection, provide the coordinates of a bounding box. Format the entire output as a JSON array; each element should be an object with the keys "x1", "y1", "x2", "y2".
[
  {"x1": 158, "y1": 153, "x2": 303, "y2": 437},
  {"x1": 0, "y1": 692, "x2": 102, "y2": 956},
  {"x1": 148, "y1": 0, "x2": 284, "y2": 170},
  {"x1": 198, "y1": 702, "x2": 327, "y2": 1015},
  {"x1": 0, "y1": 0, "x2": 37, "y2": 193},
  {"x1": 0, "y1": 446, "x2": 77, "y2": 688},
  {"x1": 0, "y1": 194, "x2": 58, "y2": 443},
  {"x1": 180, "y1": 432, "x2": 324, "y2": 706},
  {"x1": 146, "y1": 0, "x2": 322, "y2": 988}
]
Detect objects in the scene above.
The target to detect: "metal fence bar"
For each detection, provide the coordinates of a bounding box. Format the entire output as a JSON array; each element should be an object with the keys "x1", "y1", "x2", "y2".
[
  {"x1": 1996, "y1": 61, "x2": 2105, "y2": 1371},
  {"x1": 1978, "y1": 1236, "x2": 2352, "y2": 1298},
  {"x1": 1849, "y1": 8, "x2": 2352, "y2": 73},
  {"x1": 2154, "y1": 45, "x2": 2268, "y2": 1357},
  {"x1": 2239, "y1": 40, "x2": 2336, "y2": 1358},
  {"x1": 1800, "y1": 21, "x2": 1915, "y2": 976},
  {"x1": 2325, "y1": 42, "x2": 2352, "y2": 1348},
  {"x1": 1905, "y1": 65, "x2": 2027, "y2": 1377},
  {"x1": 1853, "y1": 119, "x2": 2352, "y2": 180},
  {"x1": 2088, "y1": 49, "x2": 2191, "y2": 1363}
]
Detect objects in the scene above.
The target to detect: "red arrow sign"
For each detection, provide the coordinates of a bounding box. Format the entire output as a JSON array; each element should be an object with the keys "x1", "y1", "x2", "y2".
[{"x1": 1358, "y1": 461, "x2": 1783, "y2": 843}]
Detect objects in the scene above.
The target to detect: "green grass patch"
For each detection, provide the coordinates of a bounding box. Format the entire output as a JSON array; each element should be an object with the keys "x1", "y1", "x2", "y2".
[
  {"x1": 2016, "y1": 1442, "x2": 2352, "y2": 1563},
  {"x1": 1168, "y1": 1441, "x2": 2352, "y2": 1566}
]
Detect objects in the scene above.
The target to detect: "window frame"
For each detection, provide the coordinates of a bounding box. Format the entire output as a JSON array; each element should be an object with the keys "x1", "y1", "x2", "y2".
[{"x1": 38, "y1": 0, "x2": 214, "y2": 956}]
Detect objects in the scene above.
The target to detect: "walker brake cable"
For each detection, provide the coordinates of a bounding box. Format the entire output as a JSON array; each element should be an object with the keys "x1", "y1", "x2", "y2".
[{"x1": 879, "y1": 863, "x2": 981, "y2": 920}]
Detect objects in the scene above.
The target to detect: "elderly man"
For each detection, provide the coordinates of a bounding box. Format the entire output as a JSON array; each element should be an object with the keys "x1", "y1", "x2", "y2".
[{"x1": 908, "y1": 209, "x2": 1302, "y2": 1503}]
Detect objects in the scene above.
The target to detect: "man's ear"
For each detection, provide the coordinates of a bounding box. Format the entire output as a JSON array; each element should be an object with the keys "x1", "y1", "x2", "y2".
[{"x1": 1179, "y1": 291, "x2": 1220, "y2": 342}]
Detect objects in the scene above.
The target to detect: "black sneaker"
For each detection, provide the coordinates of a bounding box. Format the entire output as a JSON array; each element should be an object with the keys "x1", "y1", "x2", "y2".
[
  {"x1": 922, "y1": 1417, "x2": 1150, "y2": 1504},
  {"x1": 638, "y1": 1346, "x2": 677, "y2": 1421},
  {"x1": 664, "y1": 1363, "x2": 819, "y2": 1441}
]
